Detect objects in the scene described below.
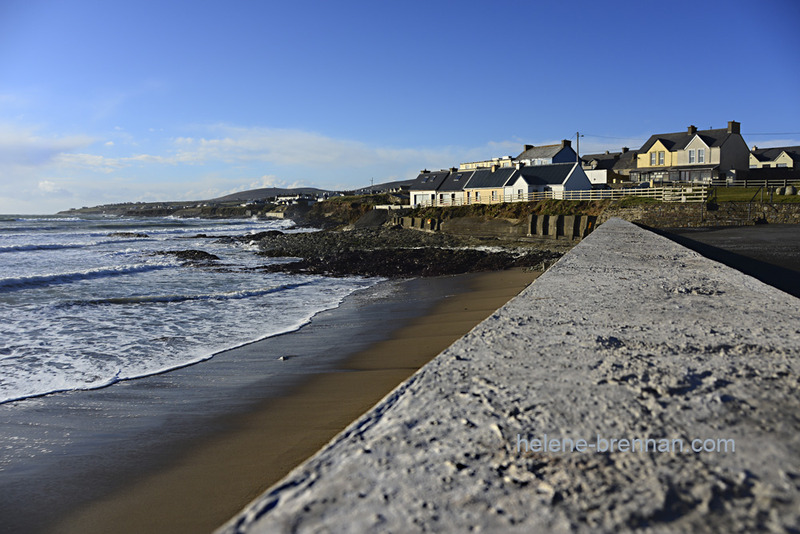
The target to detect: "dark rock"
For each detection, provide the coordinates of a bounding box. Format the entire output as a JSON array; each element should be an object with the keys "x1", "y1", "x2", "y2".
[
  {"x1": 108, "y1": 232, "x2": 149, "y2": 238},
  {"x1": 153, "y1": 250, "x2": 220, "y2": 263}
]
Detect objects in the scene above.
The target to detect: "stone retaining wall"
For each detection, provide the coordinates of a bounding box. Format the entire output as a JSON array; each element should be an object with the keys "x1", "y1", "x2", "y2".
[
  {"x1": 602, "y1": 202, "x2": 800, "y2": 228},
  {"x1": 393, "y1": 214, "x2": 598, "y2": 240}
]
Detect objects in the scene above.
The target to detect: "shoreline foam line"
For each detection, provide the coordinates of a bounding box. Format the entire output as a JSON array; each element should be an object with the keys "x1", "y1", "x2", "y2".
[
  {"x1": 50, "y1": 269, "x2": 541, "y2": 534},
  {"x1": 219, "y1": 218, "x2": 800, "y2": 534},
  {"x1": 0, "y1": 279, "x2": 370, "y2": 406}
]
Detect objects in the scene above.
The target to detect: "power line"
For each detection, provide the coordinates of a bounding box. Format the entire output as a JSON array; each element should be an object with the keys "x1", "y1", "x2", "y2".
[
  {"x1": 581, "y1": 132, "x2": 800, "y2": 139},
  {"x1": 743, "y1": 132, "x2": 800, "y2": 136},
  {"x1": 579, "y1": 133, "x2": 645, "y2": 140}
]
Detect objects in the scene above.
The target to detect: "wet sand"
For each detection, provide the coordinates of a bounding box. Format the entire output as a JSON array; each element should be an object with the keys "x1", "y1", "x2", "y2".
[
  {"x1": 50, "y1": 268, "x2": 540, "y2": 534},
  {"x1": 658, "y1": 223, "x2": 800, "y2": 298}
]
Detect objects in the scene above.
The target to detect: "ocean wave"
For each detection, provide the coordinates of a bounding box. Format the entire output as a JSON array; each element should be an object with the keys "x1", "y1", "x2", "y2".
[
  {"x1": 0, "y1": 242, "x2": 91, "y2": 253},
  {"x1": 63, "y1": 281, "x2": 315, "y2": 306},
  {"x1": 13, "y1": 217, "x2": 83, "y2": 222},
  {"x1": 0, "y1": 263, "x2": 176, "y2": 292}
]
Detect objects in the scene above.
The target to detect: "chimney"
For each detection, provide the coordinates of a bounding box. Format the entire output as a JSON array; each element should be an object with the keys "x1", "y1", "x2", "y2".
[
  {"x1": 561, "y1": 139, "x2": 572, "y2": 148},
  {"x1": 727, "y1": 120, "x2": 740, "y2": 134},
  {"x1": 515, "y1": 161, "x2": 525, "y2": 170},
  {"x1": 751, "y1": 145, "x2": 758, "y2": 151},
  {"x1": 621, "y1": 147, "x2": 629, "y2": 153},
  {"x1": 450, "y1": 167, "x2": 457, "y2": 172},
  {"x1": 688, "y1": 125, "x2": 697, "y2": 135},
  {"x1": 523, "y1": 144, "x2": 534, "y2": 151},
  {"x1": 421, "y1": 169, "x2": 430, "y2": 174},
  {"x1": 490, "y1": 164, "x2": 497, "y2": 172},
  {"x1": 604, "y1": 150, "x2": 610, "y2": 155}
]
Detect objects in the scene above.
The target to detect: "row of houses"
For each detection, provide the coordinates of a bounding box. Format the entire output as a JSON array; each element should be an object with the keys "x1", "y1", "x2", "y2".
[
  {"x1": 410, "y1": 121, "x2": 800, "y2": 207},
  {"x1": 411, "y1": 162, "x2": 592, "y2": 207}
]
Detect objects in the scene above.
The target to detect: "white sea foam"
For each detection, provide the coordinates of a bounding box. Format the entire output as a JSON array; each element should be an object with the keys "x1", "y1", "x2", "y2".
[
  {"x1": 0, "y1": 215, "x2": 379, "y2": 405},
  {"x1": 0, "y1": 263, "x2": 177, "y2": 292}
]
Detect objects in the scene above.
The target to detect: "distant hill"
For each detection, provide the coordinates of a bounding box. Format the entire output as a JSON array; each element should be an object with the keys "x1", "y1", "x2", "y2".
[
  {"x1": 212, "y1": 179, "x2": 414, "y2": 203},
  {"x1": 352, "y1": 178, "x2": 415, "y2": 195},
  {"x1": 211, "y1": 187, "x2": 331, "y2": 203}
]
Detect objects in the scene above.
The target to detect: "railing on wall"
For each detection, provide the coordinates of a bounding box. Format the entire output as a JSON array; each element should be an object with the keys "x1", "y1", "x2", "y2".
[
  {"x1": 413, "y1": 186, "x2": 707, "y2": 208},
  {"x1": 715, "y1": 179, "x2": 800, "y2": 188}
]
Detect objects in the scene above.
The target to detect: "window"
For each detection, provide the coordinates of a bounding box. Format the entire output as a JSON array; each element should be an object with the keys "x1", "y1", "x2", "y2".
[
  {"x1": 650, "y1": 152, "x2": 656, "y2": 166},
  {"x1": 658, "y1": 151, "x2": 665, "y2": 165},
  {"x1": 697, "y1": 149, "x2": 705, "y2": 163},
  {"x1": 491, "y1": 191, "x2": 498, "y2": 202},
  {"x1": 517, "y1": 189, "x2": 523, "y2": 199},
  {"x1": 777, "y1": 163, "x2": 788, "y2": 168},
  {"x1": 688, "y1": 149, "x2": 695, "y2": 164}
]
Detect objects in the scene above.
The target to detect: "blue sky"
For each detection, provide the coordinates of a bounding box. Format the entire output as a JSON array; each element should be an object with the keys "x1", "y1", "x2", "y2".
[{"x1": 1, "y1": 0, "x2": 799, "y2": 214}]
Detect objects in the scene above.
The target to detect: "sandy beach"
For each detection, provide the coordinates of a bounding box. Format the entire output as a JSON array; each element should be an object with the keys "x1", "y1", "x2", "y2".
[{"x1": 45, "y1": 267, "x2": 540, "y2": 534}]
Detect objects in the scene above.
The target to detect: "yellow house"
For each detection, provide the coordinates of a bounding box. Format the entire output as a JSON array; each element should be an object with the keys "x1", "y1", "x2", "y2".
[
  {"x1": 637, "y1": 139, "x2": 674, "y2": 169},
  {"x1": 462, "y1": 167, "x2": 517, "y2": 204},
  {"x1": 631, "y1": 121, "x2": 750, "y2": 183}
]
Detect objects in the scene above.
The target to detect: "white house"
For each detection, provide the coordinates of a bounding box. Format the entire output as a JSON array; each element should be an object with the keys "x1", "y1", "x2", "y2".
[
  {"x1": 504, "y1": 163, "x2": 592, "y2": 200},
  {"x1": 409, "y1": 170, "x2": 450, "y2": 207}
]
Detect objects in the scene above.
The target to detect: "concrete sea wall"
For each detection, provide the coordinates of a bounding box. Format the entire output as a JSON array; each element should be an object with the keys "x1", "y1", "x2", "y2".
[
  {"x1": 221, "y1": 218, "x2": 800, "y2": 533},
  {"x1": 603, "y1": 201, "x2": 800, "y2": 228}
]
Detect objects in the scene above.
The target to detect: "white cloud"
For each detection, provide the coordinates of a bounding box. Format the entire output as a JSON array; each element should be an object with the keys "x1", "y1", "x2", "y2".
[
  {"x1": 0, "y1": 121, "x2": 555, "y2": 213},
  {"x1": 37, "y1": 180, "x2": 58, "y2": 193},
  {"x1": 168, "y1": 125, "x2": 490, "y2": 172},
  {"x1": 0, "y1": 124, "x2": 95, "y2": 169}
]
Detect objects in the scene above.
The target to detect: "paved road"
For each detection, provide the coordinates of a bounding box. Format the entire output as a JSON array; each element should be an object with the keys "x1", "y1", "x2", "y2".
[{"x1": 657, "y1": 224, "x2": 800, "y2": 298}]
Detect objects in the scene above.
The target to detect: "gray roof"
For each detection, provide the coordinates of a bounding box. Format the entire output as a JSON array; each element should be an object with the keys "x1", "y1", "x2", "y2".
[
  {"x1": 409, "y1": 171, "x2": 450, "y2": 191},
  {"x1": 640, "y1": 127, "x2": 737, "y2": 153},
  {"x1": 438, "y1": 170, "x2": 474, "y2": 192},
  {"x1": 582, "y1": 149, "x2": 639, "y2": 172},
  {"x1": 751, "y1": 146, "x2": 800, "y2": 163},
  {"x1": 582, "y1": 152, "x2": 619, "y2": 171},
  {"x1": 613, "y1": 149, "x2": 639, "y2": 172},
  {"x1": 516, "y1": 144, "x2": 568, "y2": 161},
  {"x1": 463, "y1": 167, "x2": 517, "y2": 189},
  {"x1": 516, "y1": 163, "x2": 575, "y2": 186}
]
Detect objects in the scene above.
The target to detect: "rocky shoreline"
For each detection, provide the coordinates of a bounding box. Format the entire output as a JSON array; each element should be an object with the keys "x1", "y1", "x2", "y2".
[
  {"x1": 208, "y1": 226, "x2": 565, "y2": 278},
  {"x1": 250, "y1": 227, "x2": 564, "y2": 278}
]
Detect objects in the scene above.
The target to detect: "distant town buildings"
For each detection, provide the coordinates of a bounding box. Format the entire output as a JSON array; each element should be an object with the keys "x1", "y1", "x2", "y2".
[{"x1": 408, "y1": 120, "x2": 800, "y2": 207}]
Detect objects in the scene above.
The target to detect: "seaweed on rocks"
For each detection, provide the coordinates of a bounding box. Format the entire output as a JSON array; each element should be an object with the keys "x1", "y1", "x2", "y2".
[{"x1": 254, "y1": 227, "x2": 563, "y2": 277}]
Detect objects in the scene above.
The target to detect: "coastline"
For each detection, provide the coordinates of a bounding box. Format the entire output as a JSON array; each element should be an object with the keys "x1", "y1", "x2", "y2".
[{"x1": 39, "y1": 267, "x2": 540, "y2": 533}]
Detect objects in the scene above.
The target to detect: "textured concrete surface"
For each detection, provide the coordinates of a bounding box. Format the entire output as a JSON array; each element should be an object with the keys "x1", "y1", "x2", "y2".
[{"x1": 220, "y1": 218, "x2": 800, "y2": 533}]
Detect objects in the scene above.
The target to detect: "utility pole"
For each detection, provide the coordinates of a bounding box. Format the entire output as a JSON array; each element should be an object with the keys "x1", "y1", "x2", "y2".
[{"x1": 576, "y1": 131, "x2": 584, "y2": 161}]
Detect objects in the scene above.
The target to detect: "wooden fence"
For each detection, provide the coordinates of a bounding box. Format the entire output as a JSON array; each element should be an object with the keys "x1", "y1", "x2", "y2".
[
  {"x1": 712, "y1": 179, "x2": 800, "y2": 188},
  {"x1": 413, "y1": 186, "x2": 707, "y2": 208}
]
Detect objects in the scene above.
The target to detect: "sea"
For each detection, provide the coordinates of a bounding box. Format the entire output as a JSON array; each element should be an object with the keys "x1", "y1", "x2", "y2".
[{"x1": 0, "y1": 214, "x2": 379, "y2": 406}]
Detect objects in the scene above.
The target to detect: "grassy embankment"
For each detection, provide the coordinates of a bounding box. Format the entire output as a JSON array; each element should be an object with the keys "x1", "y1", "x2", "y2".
[
  {"x1": 305, "y1": 194, "x2": 405, "y2": 227},
  {"x1": 710, "y1": 186, "x2": 800, "y2": 203}
]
